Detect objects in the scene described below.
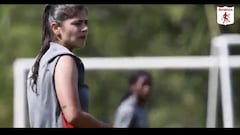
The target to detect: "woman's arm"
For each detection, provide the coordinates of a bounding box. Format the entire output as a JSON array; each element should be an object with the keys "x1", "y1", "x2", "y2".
[{"x1": 54, "y1": 55, "x2": 111, "y2": 128}]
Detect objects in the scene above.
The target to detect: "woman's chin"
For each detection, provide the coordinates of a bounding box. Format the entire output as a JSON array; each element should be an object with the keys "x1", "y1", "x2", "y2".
[{"x1": 77, "y1": 43, "x2": 86, "y2": 49}]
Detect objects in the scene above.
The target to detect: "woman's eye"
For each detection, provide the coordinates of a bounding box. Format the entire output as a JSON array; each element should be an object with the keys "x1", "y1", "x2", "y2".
[
  {"x1": 73, "y1": 20, "x2": 88, "y2": 26},
  {"x1": 84, "y1": 20, "x2": 88, "y2": 25},
  {"x1": 74, "y1": 22, "x2": 81, "y2": 25}
]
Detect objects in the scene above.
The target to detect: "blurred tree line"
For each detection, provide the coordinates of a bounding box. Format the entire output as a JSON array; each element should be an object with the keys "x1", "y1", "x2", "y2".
[{"x1": 0, "y1": 4, "x2": 240, "y2": 127}]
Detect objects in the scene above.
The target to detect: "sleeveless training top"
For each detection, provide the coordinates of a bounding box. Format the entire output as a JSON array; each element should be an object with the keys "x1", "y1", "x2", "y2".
[{"x1": 27, "y1": 42, "x2": 89, "y2": 128}]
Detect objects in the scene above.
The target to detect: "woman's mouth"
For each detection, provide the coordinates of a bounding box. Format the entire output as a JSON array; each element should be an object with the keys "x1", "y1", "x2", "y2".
[{"x1": 79, "y1": 35, "x2": 86, "y2": 40}]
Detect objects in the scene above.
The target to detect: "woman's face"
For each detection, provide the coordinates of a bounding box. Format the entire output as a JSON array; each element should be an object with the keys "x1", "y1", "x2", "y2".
[
  {"x1": 133, "y1": 76, "x2": 151, "y2": 101},
  {"x1": 58, "y1": 9, "x2": 88, "y2": 51}
]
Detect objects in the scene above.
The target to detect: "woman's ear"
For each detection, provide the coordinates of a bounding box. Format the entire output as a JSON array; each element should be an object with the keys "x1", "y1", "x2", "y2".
[
  {"x1": 50, "y1": 22, "x2": 60, "y2": 35},
  {"x1": 50, "y1": 22, "x2": 61, "y2": 40}
]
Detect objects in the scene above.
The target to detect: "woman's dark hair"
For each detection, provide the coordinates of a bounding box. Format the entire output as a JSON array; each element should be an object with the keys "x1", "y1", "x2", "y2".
[
  {"x1": 30, "y1": 4, "x2": 88, "y2": 95},
  {"x1": 120, "y1": 70, "x2": 152, "y2": 103}
]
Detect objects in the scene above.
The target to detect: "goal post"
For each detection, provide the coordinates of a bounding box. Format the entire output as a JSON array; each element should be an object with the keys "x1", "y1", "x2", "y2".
[
  {"x1": 13, "y1": 34, "x2": 240, "y2": 128},
  {"x1": 207, "y1": 34, "x2": 240, "y2": 128}
]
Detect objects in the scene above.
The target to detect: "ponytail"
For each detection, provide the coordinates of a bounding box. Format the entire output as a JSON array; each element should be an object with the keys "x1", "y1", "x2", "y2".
[{"x1": 30, "y1": 5, "x2": 52, "y2": 95}]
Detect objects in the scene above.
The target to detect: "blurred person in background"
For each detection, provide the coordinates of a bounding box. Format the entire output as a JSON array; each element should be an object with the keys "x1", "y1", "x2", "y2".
[
  {"x1": 113, "y1": 70, "x2": 152, "y2": 128},
  {"x1": 27, "y1": 4, "x2": 111, "y2": 128}
]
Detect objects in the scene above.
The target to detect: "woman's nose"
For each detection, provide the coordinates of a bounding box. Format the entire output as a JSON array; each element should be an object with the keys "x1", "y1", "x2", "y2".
[
  {"x1": 81, "y1": 26, "x2": 88, "y2": 32},
  {"x1": 143, "y1": 85, "x2": 150, "y2": 94}
]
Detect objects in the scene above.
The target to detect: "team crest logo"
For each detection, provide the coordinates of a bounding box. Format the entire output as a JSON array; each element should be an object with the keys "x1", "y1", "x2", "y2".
[{"x1": 217, "y1": 6, "x2": 234, "y2": 26}]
